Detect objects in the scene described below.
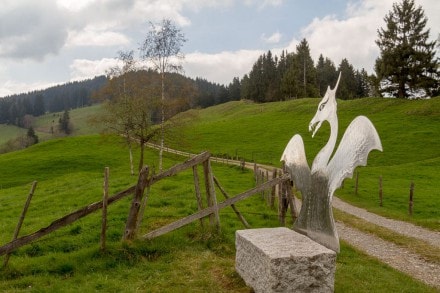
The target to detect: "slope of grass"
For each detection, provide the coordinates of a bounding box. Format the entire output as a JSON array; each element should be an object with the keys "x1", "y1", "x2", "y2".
[
  {"x1": 172, "y1": 98, "x2": 440, "y2": 230},
  {"x1": 0, "y1": 135, "x2": 437, "y2": 292},
  {"x1": 0, "y1": 125, "x2": 26, "y2": 145},
  {"x1": 32, "y1": 104, "x2": 105, "y2": 141}
]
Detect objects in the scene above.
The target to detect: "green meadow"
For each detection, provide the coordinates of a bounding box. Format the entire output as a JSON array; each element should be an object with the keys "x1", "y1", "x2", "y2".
[
  {"x1": 173, "y1": 98, "x2": 440, "y2": 230},
  {"x1": 0, "y1": 97, "x2": 438, "y2": 292}
]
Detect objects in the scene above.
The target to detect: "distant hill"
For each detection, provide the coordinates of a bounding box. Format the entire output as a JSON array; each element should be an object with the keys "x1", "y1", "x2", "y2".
[
  {"x1": 0, "y1": 76, "x2": 107, "y2": 126},
  {"x1": 0, "y1": 72, "x2": 239, "y2": 129}
]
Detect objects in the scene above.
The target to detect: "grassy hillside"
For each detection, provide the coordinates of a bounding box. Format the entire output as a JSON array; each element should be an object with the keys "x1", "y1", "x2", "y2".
[
  {"x1": 0, "y1": 125, "x2": 26, "y2": 145},
  {"x1": 1, "y1": 98, "x2": 438, "y2": 230},
  {"x1": 0, "y1": 135, "x2": 436, "y2": 292},
  {"x1": 0, "y1": 105, "x2": 105, "y2": 146},
  {"x1": 171, "y1": 98, "x2": 440, "y2": 230}
]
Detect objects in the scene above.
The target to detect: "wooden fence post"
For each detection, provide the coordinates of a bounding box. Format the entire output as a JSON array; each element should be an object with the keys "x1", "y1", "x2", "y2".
[
  {"x1": 379, "y1": 176, "x2": 383, "y2": 207},
  {"x1": 3, "y1": 181, "x2": 37, "y2": 267},
  {"x1": 100, "y1": 168, "x2": 109, "y2": 251},
  {"x1": 192, "y1": 165, "x2": 204, "y2": 228},
  {"x1": 270, "y1": 168, "x2": 277, "y2": 209},
  {"x1": 203, "y1": 159, "x2": 220, "y2": 232},
  {"x1": 123, "y1": 166, "x2": 149, "y2": 241},
  {"x1": 253, "y1": 163, "x2": 258, "y2": 185},
  {"x1": 409, "y1": 182, "x2": 414, "y2": 216}
]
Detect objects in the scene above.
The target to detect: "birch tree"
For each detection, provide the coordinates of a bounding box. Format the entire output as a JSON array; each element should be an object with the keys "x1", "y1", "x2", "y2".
[{"x1": 140, "y1": 19, "x2": 186, "y2": 171}]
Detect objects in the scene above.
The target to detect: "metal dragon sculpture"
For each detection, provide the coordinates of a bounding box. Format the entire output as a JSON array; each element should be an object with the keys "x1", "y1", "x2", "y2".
[{"x1": 281, "y1": 73, "x2": 382, "y2": 252}]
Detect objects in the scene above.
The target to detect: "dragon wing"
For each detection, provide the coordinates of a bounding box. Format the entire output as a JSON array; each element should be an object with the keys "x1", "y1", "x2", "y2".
[
  {"x1": 280, "y1": 134, "x2": 311, "y2": 194},
  {"x1": 327, "y1": 116, "x2": 382, "y2": 198}
]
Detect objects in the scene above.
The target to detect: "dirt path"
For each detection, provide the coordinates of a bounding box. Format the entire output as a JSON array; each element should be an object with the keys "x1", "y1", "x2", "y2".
[
  {"x1": 150, "y1": 144, "x2": 440, "y2": 288},
  {"x1": 337, "y1": 222, "x2": 440, "y2": 289},
  {"x1": 333, "y1": 197, "x2": 440, "y2": 248}
]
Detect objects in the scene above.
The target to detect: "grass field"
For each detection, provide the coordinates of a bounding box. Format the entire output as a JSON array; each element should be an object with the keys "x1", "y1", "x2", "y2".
[
  {"x1": 0, "y1": 125, "x2": 26, "y2": 145},
  {"x1": 0, "y1": 97, "x2": 439, "y2": 291},
  {"x1": 0, "y1": 135, "x2": 437, "y2": 292},
  {"x1": 171, "y1": 98, "x2": 440, "y2": 230}
]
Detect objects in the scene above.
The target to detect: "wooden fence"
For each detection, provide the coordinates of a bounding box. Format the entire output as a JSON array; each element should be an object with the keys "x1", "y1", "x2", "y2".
[{"x1": 0, "y1": 151, "x2": 292, "y2": 261}]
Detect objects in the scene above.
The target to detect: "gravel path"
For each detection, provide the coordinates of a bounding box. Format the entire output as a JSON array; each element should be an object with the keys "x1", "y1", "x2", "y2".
[
  {"x1": 333, "y1": 197, "x2": 440, "y2": 248},
  {"x1": 149, "y1": 144, "x2": 440, "y2": 288},
  {"x1": 337, "y1": 222, "x2": 440, "y2": 289}
]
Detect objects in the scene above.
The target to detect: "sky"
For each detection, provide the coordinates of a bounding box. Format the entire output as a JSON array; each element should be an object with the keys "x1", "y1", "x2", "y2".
[{"x1": 0, "y1": 0, "x2": 439, "y2": 97}]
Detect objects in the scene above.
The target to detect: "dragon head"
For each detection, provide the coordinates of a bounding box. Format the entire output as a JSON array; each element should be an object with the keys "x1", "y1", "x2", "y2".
[{"x1": 309, "y1": 72, "x2": 341, "y2": 137}]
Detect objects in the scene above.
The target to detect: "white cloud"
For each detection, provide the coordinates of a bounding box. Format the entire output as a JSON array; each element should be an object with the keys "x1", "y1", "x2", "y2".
[
  {"x1": 299, "y1": 0, "x2": 440, "y2": 73},
  {"x1": 69, "y1": 58, "x2": 119, "y2": 81},
  {"x1": 0, "y1": 80, "x2": 59, "y2": 97},
  {"x1": 0, "y1": 1, "x2": 68, "y2": 60},
  {"x1": 244, "y1": 0, "x2": 283, "y2": 9},
  {"x1": 261, "y1": 32, "x2": 282, "y2": 44},
  {"x1": 299, "y1": 1, "x2": 391, "y2": 72},
  {"x1": 66, "y1": 27, "x2": 130, "y2": 47},
  {"x1": 56, "y1": 0, "x2": 96, "y2": 12},
  {"x1": 184, "y1": 49, "x2": 264, "y2": 84}
]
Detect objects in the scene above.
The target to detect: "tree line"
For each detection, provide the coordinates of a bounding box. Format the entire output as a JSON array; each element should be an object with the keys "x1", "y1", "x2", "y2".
[
  {"x1": 238, "y1": 0, "x2": 438, "y2": 100},
  {"x1": 0, "y1": 76, "x2": 107, "y2": 127},
  {"x1": 1, "y1": 0, "x2": 438, "y2": 135},
  {"x1": 239, "y1": 41, "x2": 372, "y2": 102},
  {"x1": 0, "y1": 73, "x2": 237, "y2": 129}
]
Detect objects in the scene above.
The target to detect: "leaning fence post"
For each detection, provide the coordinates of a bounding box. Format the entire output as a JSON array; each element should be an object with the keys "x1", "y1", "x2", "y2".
[
  {"x1": 3, "y1": 181, "x2": 37, "y2": 267},
  {"x1": 123, "y1": 166, "x2": 149, "y2": 241},
  {"x1": 203, "y1": 158, "x2": 220, "y2": 232},
  {"x1": 213, "y1": 176, "x2": 250, "y2": 229},
  {"x1": 100, "y1": 167, "x2": 109, "y2": 251},
  {"x1": 192, "y1": 165, "x2": 205, "y2": 229},
  {"x1": 409, "y1": 182, "x2": 414, "y2": 216}
]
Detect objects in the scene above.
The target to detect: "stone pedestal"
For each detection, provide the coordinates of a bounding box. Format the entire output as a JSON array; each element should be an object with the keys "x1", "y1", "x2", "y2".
[{"x1": 235, "y1": 227, "x2": 336, "y2": 293}]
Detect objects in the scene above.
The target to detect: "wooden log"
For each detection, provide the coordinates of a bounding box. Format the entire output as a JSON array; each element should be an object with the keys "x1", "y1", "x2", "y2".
[
  {"x1": 142, "y1": 174, "x2": 290, "y2": 240},
  {"x1": 149, "y1": 151, "x2": 211, "y2": 186},
  {"x1": 0, "y1": 185, "x2": 137, "y2": 256},
  {"x1": 193, "y1": 165, "x2": 204, "y2": 228},
  {"x1": 203, "y1": 159, "x2": 220, "y2": 232},
  {"x1": 100, "y1": 168, "x2": 109, "y2": 251},
  {"x1": 3, "y1": 181, "x2": 37, "y2": 267},
  {"x1": 213, "y1": 176, "x2": 250, "y2": 229},
  {"x1": 123, "y1": 166, "x2": 149, "y2": 241}
]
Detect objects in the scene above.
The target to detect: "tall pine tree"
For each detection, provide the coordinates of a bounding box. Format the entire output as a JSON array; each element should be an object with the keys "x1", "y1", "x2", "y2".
[{"x1": 375, "y1": 0, "x2": 439, "y2": 98}]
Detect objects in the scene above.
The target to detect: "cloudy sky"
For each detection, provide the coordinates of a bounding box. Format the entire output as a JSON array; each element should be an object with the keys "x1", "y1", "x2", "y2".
[{"x1": 0, "y1": 0, "x2": 439, "y2": 97}]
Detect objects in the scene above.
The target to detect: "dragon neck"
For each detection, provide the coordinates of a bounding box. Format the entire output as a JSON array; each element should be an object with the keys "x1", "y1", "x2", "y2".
[{"x1": 311, "y1": 114, "x2": 338, "y2": 173}]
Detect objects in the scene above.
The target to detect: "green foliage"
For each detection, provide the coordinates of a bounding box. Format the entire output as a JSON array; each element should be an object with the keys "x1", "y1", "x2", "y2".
[
  {"x1": 58, "y1": 110, "x2": 72, "y2": 135},
  {"x1": 375, "y1": 0, "x2": 439, "y2": 98}
]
